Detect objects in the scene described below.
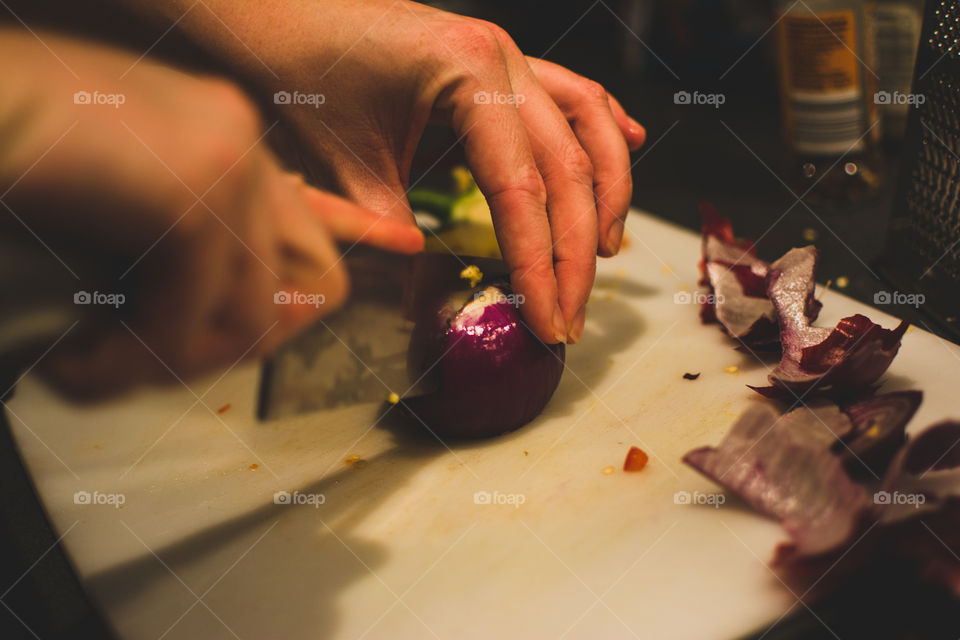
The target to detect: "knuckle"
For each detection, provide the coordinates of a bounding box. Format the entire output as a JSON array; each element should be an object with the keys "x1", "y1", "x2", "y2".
[
  {"x1": 579, "y1": 79, "x2": 608, "y2": 104},
  {"x1": 511, "y1": 256, "x2": 554, "y2": 285},
  {"x1": 160, "y1": 82, "x2": 265, "y2": 237},
  {"x1": 485, "y1": 166, "x2": 547, "y2": 207},
  {"x1": 158, "y1": 81, "x2": 264, "y2": 238},
  {"x1": 474, "y1": 19, "x2": 515, "y2": 49},
  {"x1": 442, "y1": 21, "x2": 503, "y2": 63},
  {"x1": 196, "y1": 86, "x2": 262, "y2": 177},
  {"x1": 199, "y1": 78, "x2": 262, "y2": 141},
  {"x1": 308, "y1": 263, "x2": 350, "y2": 315},
  {"x1": 554, "y1": 252, "x2": 596, "y2": 289},
  {"x1": 542, "y1": 141, "x2": 593, "y2": 186},
  {"x1": 210, "y1": 147, "x2": 257, "y2": 191},
  {"x1": 565, "y1": 146, "x2": 594, "y2": 180}
]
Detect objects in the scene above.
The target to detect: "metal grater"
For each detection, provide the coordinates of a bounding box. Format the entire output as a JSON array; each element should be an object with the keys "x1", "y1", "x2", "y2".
[{"x1": 882, "y1": 0, "x2": 960, "y2": 339}]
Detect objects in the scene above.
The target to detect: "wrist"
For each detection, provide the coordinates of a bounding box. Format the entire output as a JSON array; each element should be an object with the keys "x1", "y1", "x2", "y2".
[{"x1": 123, "y1": 0, "x2": 385, "y2": 92}]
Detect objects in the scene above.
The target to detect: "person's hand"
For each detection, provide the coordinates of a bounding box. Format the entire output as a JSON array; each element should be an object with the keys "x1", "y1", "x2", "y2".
[
  {"x1": 0, "y1": 29, "x2": 423, "y2": 398},
  {"x1": 131, "y1": 0, "x2": 645, "y2": 345}
]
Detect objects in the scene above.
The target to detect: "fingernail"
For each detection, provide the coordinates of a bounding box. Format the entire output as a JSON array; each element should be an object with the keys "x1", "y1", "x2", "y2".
[
  {"x1": 606, "y1": 219, "x2": 624, "y2": 255},
  {"x1": 568, "y1": 306, "x2": 587, "y2": 344},
  {"x1": 553, "y1": 304, "x2": 567, "y2": 344}
]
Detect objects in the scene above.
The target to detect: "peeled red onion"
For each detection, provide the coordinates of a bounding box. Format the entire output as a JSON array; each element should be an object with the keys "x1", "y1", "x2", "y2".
[{"x1": 399, "y1": 280, "x2": 565, "y2": 438}]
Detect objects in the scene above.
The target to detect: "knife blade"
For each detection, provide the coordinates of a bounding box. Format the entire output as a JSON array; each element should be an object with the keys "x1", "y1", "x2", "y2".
[{"x1": 256, "y1": 247, "x2": 507, "y2": 420}]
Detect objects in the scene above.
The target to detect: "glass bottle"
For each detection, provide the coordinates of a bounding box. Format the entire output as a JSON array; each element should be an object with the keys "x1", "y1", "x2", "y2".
[
  {"x1": 872, "y1": 0, "x2": 924, "y2": 142},
  {"x1": 775, "y1": 0, "x2": 883, "y2": 202}
]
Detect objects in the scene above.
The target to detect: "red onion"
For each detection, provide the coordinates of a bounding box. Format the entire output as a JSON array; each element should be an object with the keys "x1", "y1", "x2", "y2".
[
  {"x1": 698, "y1": 203, "x2": 821, "y2": 347},
  {"x1": 837, "y1": 390, "x2": 922, "y2": 478},
  {"x1": 399, "y1": 279, "x2": 565, "y2": 438}
]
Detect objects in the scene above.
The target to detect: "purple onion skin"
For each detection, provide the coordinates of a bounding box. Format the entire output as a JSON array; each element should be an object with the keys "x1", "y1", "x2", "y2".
[
  {"x1": 837, "y1": 390, "x2": 922, "y2": 478},
  {"x1": 402, "y1": 283, "x2": 565, "y2": 438}
]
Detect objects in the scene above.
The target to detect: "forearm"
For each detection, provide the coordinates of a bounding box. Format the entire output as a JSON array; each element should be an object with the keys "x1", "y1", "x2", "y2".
[{"x1": 117, "y1": 0, "x2": 346, "y2": 90}]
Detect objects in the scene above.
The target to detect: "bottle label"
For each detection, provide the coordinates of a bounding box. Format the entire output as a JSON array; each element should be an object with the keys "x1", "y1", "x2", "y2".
[{"x1": 778, "y1": 10, "x2": 867, "y2": 155}]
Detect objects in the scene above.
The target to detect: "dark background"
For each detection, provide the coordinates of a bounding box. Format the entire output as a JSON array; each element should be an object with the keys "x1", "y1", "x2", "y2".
[
  {"x1": 434, "y1": 0, "x2": 949, "y2": 341},
  {"x1": 2, "y1": 0, "x2": 946, "y2": 336}
]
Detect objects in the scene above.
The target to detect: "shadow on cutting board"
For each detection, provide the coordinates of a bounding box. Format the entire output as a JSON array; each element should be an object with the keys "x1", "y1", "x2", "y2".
[
  {"x1": 85, "y1": 442, "x2": 423, "y2": 638},
  {"x1": 376, "y1": 287, "x2": 649, "y2": 444},
  {"x1": 85, "y1": 284, "x2": 650, "y2": 638}
]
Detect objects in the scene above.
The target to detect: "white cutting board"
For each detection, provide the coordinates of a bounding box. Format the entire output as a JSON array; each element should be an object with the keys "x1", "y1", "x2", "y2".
[{"x1": 8, "y1": 211, "x2": 960, "y2": 640}]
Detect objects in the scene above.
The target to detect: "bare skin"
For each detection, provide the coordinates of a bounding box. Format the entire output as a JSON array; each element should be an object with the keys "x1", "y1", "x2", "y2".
[
  {"x1": 120, "y1": 0, "x2": 647, "y2": 344},
  {"x1": 0, "y1": 29, "x2": 423, "y2": 398}
]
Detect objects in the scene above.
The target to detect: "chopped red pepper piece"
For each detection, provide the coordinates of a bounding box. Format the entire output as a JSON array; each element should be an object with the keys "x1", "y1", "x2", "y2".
[{"x1": 623, "y1": 446, "x2": 649, "y2": 472}]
